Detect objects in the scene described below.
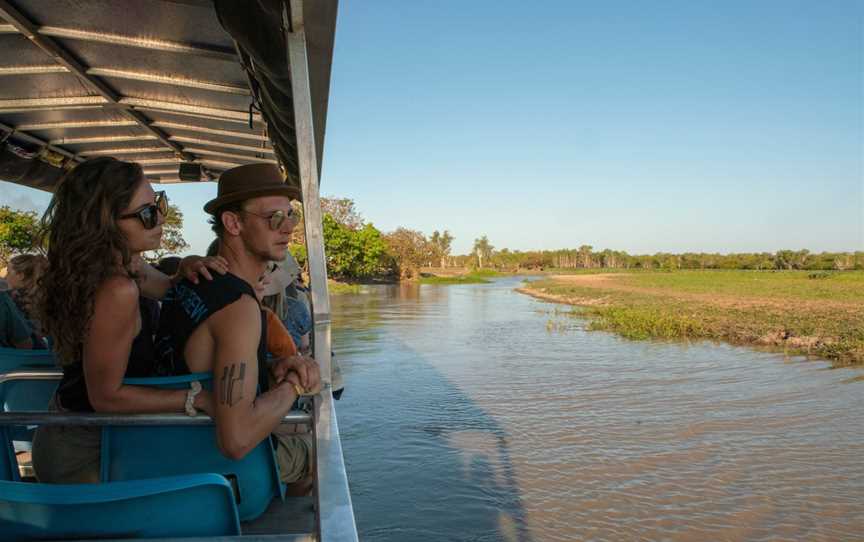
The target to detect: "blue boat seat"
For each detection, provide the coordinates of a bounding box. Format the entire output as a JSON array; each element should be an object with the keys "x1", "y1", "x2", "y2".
[
  {"x1": 0, "y1": 348, "x2": 56, "y2": 373},
  {"x1": 0, "y1": 371, "x2": 59, "y2": 445},
  {"x1": 0, "y1": 473, "x2": 241, "y2": 539},
  {"x1": 0, "y1": 427, "x2": 17, "y2": 481},
  {"x1": 102, "y1": 373, "x2": 284, "y2": 521},
  {"x1": 0, "y1": 373, "x2": 58, "y2": 413}
]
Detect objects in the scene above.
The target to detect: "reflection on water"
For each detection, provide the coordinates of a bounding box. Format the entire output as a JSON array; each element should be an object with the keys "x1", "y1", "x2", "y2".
[{"x1": 332, "y1": 277, "x2": 864, "y2": 541}]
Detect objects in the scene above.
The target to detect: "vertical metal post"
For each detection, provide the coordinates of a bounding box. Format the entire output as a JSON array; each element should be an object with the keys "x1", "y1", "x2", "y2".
[
  {"x1": 286, "y1": 2, "x2": 358, "y2": 541},
  {"x1": 287, "y1": 5, "x2": 331, "y2": 386}
]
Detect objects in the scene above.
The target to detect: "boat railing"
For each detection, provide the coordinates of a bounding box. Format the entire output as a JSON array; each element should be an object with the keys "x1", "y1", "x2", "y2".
[
  {"x1": 0, "y1": 369, "x2": 351, "y2": 541},
  {"x1": 0, "y1": 369, "x2": 312, "y2": 427}
]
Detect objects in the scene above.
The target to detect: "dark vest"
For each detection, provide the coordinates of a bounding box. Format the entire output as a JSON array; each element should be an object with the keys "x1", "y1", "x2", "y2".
[
  {"x1": 56, "y1": 297, "x2": 160, "y2": 412},
  {"x1": 154, "y1": 272, "x2": 268, "y2": 392}
]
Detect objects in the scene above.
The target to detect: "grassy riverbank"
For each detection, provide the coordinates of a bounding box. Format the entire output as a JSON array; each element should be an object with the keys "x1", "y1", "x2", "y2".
[
  {"x1": 418, "y1": 269, "x2": 500, "y2": 285},
  {"x1": 328, "y1": 279, "x2": 362, "y2": 294},
  {"x1": 519, "y1": 270, "x2": 864, "y2": 367}
]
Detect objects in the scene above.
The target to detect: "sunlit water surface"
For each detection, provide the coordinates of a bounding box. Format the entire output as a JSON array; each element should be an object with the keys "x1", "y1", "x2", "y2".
[{"x1": 331, "y1": 277, "x2": 864, "y2": 541}]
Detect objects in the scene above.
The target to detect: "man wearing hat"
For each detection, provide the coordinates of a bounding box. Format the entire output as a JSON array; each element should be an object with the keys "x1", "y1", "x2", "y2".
[{"x1": 155, "y1": 163, "x2": 319, "y2": 494}]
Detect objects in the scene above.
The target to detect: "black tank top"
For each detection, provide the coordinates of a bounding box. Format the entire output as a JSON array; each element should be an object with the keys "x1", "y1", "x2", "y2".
[
  {"x1": 154, "y1": 272, "x2": 268, "y2": 392},
  {"x1": 56, "y1": 297, "x2": 161, "y2": 412}
]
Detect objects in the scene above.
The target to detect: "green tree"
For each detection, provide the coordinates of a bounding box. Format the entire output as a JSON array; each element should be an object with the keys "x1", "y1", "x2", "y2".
[
  {"x1": 144, "y1": 203, "x2": 189, "y2": 262},
  {"x1": 577, "y1": 244, "x2": 594, "y2": 268},
  {"x1": 291, "y1": 197, "x2": 362, "y2": 249},
  {"x1": 473, "y1": 235, "x2": 493, "y2": 268},
  {"x1": 323, "y1": 214, "x2": 387, "y2": 279},
  {"x1": 354, "y1": 223, "x2": 389, "y2": 277},
  {"x1": 0, "y1": 206, "x2": 41, "y2": 265},
  {"x1": 429, "y1": 230, "x2": 454, "y2": 268},
  {"x1": 385, "y1": 228, "x2": 431, "y2": 279},
  {"x1": 323, "y1": 214, "x2": 359, "y2": 279},
  {"x1": 321, "y1": 197, "x2": 364, "y2": 230}
]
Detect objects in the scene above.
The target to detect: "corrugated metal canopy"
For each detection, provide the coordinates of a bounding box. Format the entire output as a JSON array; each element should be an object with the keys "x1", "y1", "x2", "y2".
[{"x1": 0, "y1": 0, "x2": 337, "y2": 196}]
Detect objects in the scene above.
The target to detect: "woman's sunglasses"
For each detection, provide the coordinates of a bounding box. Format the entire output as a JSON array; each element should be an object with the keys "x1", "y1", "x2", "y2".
[
  {"x1": 120, "y1": 191, "x2": 168, "y2": 230},
  {"x1": 240, "y1": 207, "x2": 295, "y2": 231}
]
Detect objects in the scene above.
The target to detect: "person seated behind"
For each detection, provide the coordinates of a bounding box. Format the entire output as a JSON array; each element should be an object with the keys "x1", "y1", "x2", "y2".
[
  {"x1": 256, "y1": 272, "x2": 299, "y2": 361},
  {"x1": 261, "y1": 253, "x2": 311, "y2": 352},
  {"x1": 0, "y1": 288, "x2": 33, "y2": 349},
  {"x1": 155, "y1": 163, "x2": 320, "y2": 495},
  {"x1": 32, "y1": 157, "x2": 226, "y2": 484},
  {"x1": 262, "y1": 250, "x2": 345, "y2": 398},
  {"x1": 6, "y1": 253, "x2": 49, "y2": 348}
]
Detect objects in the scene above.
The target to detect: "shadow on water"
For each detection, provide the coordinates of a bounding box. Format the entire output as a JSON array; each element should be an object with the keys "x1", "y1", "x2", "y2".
[{"x1": 332, "y1": 283, "x2": 533, "y2": 542}]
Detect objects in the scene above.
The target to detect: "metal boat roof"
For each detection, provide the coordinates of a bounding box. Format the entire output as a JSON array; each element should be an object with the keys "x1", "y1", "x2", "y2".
[{"x1": 0, "y1": 0, "x2": 337, "y2": 195}]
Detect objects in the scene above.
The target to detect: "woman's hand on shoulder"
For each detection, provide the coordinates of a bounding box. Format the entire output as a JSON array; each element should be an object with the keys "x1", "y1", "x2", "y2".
[{"x1": 175, "y1": 255, "x2": 229, "y2": 285}]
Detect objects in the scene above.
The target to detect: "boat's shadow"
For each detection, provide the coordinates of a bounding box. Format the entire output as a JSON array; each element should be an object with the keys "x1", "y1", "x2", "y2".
[{"x1": 334, "y1": 327, "x2": 533, "y2": 542}]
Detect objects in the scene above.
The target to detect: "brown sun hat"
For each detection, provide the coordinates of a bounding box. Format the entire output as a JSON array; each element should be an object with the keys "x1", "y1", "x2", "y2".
[{"x1": 204, "y1": 163, "x2": 300, "y2": 214}]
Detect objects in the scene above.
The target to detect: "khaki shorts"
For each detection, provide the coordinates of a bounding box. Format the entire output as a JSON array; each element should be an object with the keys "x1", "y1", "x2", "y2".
[
  {"x1": 272, "y1": 427, "x2": 313, "y2": 484},
  {"x1": 32, "y1": 396, "x2": 101, "y2": 484}
]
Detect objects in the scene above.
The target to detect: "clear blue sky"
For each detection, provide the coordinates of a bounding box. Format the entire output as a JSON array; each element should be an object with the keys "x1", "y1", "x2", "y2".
[{"x1": 2, "y1": 0, "x2": 862, "y2": 256}]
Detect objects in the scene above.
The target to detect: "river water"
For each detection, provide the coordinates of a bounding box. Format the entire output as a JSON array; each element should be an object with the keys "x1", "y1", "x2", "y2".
[{"x1": 330, "y1": 277, "x2": 864, "y2": 541}]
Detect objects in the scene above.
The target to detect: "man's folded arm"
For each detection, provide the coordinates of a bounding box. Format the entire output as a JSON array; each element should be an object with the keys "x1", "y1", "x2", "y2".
[{"x1": 209, "y1": 296, "x2": 298, "y2": 460}]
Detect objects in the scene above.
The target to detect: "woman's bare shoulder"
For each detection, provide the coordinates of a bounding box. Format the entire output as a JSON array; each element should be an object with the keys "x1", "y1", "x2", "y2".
[{"x1": 94, "y1": 274, "x2": 140, "y2": 307}]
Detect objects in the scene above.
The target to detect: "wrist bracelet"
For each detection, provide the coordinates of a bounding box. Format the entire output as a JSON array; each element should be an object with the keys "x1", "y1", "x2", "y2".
[{"x1": 185, "y1": 381, "x2": 202, "y2": 416}]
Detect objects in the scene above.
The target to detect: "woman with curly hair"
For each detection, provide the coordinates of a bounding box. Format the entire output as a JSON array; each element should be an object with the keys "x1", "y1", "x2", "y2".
[
  {"x1": 6, "y1": 253, "x2": 49, "y2": 348},
  {"x1": 32, "y1": 157, "x2": 226, "y2": 483}
]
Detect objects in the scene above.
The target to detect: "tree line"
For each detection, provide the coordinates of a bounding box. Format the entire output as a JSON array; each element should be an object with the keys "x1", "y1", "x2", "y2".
[
  {"x1": 452, "y1": 244, "x2": 863, "y2": 272},
  {"x1": 2, "y1": 200, "x2": 860, "y2": 280},
  {"x1": 291, "y1": 200, "x2": 864, "y2": 278}
]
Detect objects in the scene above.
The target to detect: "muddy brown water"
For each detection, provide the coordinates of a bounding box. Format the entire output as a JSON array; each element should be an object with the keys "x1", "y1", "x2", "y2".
[{"x1": 331, "y1": 277, "x2": 864, "y2": 541}]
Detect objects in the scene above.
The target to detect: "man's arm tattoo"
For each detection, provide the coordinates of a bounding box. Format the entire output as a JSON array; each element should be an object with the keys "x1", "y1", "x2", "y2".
[{"x1": 219, "y1": 362, "x2": 246, "y2": 407}]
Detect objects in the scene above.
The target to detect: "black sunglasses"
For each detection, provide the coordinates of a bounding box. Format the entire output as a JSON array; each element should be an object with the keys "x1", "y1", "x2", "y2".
[
  {"x1": 120, "y1": 191, "x2": 168, "y2": 229},
  {"x1": 240, "y1": 207, "x2": 295, "y2": 231}
]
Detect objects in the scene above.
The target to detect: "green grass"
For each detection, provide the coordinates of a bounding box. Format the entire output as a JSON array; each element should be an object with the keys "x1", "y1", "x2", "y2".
[
  {"x1": 328, "y1": 280, "x2": 362, "y2": 295},
  {"x1": 523, "y1": 270, "x2": 864, "y2": 366},
  {"x1": 542, "y1": 267, "x2": 634, "y2": 275},
  {"x1": 419, "y1": 272, "x2": 491, "y2": 285},
  {"x1": 469, "y1": 268, "x2": 502, "y2": 277},
  {"x1": 615, "y1": 269, "x2": 864, "y2": 303}
]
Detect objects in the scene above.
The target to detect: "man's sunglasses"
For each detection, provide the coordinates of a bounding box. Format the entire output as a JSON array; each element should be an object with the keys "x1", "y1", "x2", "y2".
[
  {"x1": 240, "y1": 207, "x2": 295, "y2": 231},
  {"x1": 119, "y1": 191, "x2": 168, "y2": 230}
]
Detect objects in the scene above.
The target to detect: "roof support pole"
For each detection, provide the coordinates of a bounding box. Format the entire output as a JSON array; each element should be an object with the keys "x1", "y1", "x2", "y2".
[
  {"x1": 286, "y1": 2, "x2": 357, "y2": 541},
  {"x1": 286, "y1": 4, "x2": 331, "y2": 385}
]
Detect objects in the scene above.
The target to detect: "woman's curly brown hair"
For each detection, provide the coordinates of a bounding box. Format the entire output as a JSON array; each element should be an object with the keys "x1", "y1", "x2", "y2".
[{"x1": 37, "y1": 157, "x2": 144, "y2": 365}]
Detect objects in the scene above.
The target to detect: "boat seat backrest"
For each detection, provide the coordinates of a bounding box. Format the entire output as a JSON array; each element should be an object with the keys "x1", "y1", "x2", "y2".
[
  {"x1": 102, "y1": 373, "x2": 283, "y2": 521},
  {"x1": 0, "y1": 427, "x2": 17, "y2": 481},
  {"x1": 0, "y1": 473, "x2": 241, "y2": 539},
  {"x1": 0, "y1": 371, "x2": 60, "y2": 445},
  {"x1": 0, "y1": 348, "x2": 56, "y2": 373},
  {"x1": 0, "y1": 376, "x2": 58, "y2": 413}
]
